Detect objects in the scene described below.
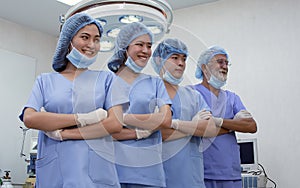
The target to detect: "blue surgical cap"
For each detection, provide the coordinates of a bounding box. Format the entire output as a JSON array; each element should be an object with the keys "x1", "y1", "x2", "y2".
[
  {"x1": 195, "y1": 45, "x2": 229, "y2": 80},
  {"x1": 151, "y1": 38, "x2": 188, "y2": 75},
  {"x1": 52, "y1": 12, "x2": 103, "y2": 72},
  {"x1": 107, "y1": 22, "x2": 153, "y2": 72}
]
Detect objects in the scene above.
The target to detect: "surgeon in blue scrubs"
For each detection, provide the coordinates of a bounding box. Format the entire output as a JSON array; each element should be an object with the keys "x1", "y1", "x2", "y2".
[
  {"x1": 151, "y1": 38, "x2": 228, "y2": 188},
  {"x1": 106, "y1": 22, "x2": 172, "y2": 188},
  {"x1": 19, "y1": 13, "x2": 122, "y2": 188},
  {"x1": 193, "y1": 46, "x2": 257, "y2": 188}
]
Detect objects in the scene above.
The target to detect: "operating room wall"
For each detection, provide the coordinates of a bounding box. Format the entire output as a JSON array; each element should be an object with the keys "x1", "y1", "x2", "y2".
[
  {"x1": 165, "y1": 0, "x2": 299, "y2": 187},
  {"x1": 0, "y1": 18, "x2": 117, "y2": 185},
  {"x1": 0, "y1": 0, "x2": 299, "y2": 187},
  {"x1": 0, "y1": 18, "x2": 57, "y2": 184}
]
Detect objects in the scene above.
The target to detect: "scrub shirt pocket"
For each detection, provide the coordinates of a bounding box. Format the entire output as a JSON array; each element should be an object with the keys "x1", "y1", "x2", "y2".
[
  {"x1": 35, "y1": 153, "x2": 62, "y2": 187},
  {"x1": 232, "y1": 144, "x2": 242, "y2": 175},
  {"x1": 88, "y1": 149, "x2": 118, "y2": 186},
  {"x1": 190, "y1": 138, "x2": 204, "y2": 186},
  {"x1": 190, "y1": 137, "x2": 201, "y2": 157}
]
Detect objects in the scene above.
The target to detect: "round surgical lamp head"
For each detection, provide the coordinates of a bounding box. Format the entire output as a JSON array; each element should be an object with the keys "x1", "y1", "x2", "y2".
[{"x1": 60, "y1": 0, "x2": 173, "y2": 52}]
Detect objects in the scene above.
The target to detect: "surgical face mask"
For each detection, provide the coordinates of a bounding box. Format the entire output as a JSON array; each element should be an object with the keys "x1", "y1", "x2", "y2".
[
  {"x1": 163, "y1": 71, "x2": 183, "y2": 85},
  {"x1": 208, "y1": 74, "x2": 226, "y2": 89},
  {"x1": 125, "y1": 56, "x2": 144, "y2": 73},
  {"x1": 66, "y1": 44, "x2": 98, "y2": 69},
  {"x1": 204, "y1": 65, "x2": 226, "y2": 89}
]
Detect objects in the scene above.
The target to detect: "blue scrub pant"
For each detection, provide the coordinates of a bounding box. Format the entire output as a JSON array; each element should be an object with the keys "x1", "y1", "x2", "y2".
[
  {"x1": 121, "y1": 183, "x2": 162, "y2": 188},
  {"x1": 205, "y1": 179, "x2": 242, "y2": 188}
]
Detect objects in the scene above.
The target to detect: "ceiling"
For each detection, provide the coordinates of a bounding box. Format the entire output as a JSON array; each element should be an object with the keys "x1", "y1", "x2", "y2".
[{"x1": 0, "y1": 0, "x2": 216, "y2": 37}]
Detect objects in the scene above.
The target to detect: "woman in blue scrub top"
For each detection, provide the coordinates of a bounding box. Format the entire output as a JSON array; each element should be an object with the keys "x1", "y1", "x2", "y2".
[
  {"x1": 106, "y1": 22, "x2": 172, "y2": 188},
  {"x1": 19, "y1": 13, "x2": 122, "y2": 188},
  {"x1": 151, "y1": 38, "x2": 229, "y2": 188},
  {"x1": 193, "y1": 46, "x2": 257, "y2": 188}
]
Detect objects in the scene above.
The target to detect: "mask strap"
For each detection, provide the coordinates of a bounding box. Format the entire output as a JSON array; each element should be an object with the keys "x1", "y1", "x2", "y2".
[
  {"x1": 202, "y1": 64, "x2": 211, "y2": 80},
  {"x1": 68, "y1": 43, "x2": 75, "y2": 54}
]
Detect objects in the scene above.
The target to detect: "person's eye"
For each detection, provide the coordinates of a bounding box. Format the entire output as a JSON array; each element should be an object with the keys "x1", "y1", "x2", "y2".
[
  {"x1": 94, "y1": 38, "x2": 100, "y2": 43},
  {"x1": 81, "y1": 35, "x2": 89, "y2": 40}
]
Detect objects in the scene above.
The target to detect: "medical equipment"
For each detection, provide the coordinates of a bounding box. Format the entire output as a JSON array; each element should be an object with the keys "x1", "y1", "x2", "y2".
[
  {"x1": 60, "y1": 0, "x2": 173, "y2": 52},
  {"x1": 19, "y1": 127, "x2": 37, "y2": 176},
  {"x1": 237, "y1": 138, "x2": 259, "y2": 172},
  {"x1": 238, "y1": 138, "x2": 270, "y2": 188},
  {"x1": 1, "y1": 171, "x2": 13, "y2": 188},
  {"x1": 26, "y1": 137, "x2": 37, "y2": 176},
  {"x1": 19, "y1": 126, "x2": 29, "y2": 157}
]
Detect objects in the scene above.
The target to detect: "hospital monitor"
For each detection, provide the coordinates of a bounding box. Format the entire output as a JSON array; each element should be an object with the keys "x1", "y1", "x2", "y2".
[{"x1": 237, "y1": 138, "x2": 258, "y2": 172}]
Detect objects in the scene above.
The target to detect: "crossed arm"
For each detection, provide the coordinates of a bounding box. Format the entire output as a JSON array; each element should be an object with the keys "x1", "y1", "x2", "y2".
[
  {"x1": 30, "y1": 104, "x2": 172, "y2": 141},
  {"x1": 162, "y1": 110, "x2": 229, "y2": 142},
  {"x1": 111, "y1": 104, "x2": 172, "y2": 140},
  {"x1": 23, "y1": 106, "x2": 123, "y2": 140},
  {"x1": 162, "y1": 110, "x2": 256, "y2": 142}
]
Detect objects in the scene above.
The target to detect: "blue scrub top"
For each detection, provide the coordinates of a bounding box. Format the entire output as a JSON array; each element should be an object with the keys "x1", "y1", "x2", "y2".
[
  {"x1": 110, "y1": 74, "x2": 172, "y2": 187},
  {"x1": 163, "y1": 86, "x2": 208, "y2": 188},
  {"x1": 20, "y1": 70, "x2": 121, "y2": 188},
  {"x1": 193, "y1": 84, "x2": 246, "y2": 181}
]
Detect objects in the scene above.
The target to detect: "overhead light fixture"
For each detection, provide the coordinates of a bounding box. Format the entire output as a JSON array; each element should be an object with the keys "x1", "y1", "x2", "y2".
[
  {"x1": 56, "y1": 0, "x2": 82, "y2": 6},
  {"x1": 107, "y1": 27, "x2": 121, "y2": 38},
  {"x1": 60, "y1": 0, "x2": 173, "y2": 52},
  {"x1": 119, "y1": 15, "x2": 143, "y2": 23},
  {"x1": 95, "y1": 18, "x2": 107, "y2": 26},
  {"x1": 100, "y1": 40, "x2": 115, "y2": 52},
  {"x1": 147, "y1": 25, "x2": 163, "y2": 34}
]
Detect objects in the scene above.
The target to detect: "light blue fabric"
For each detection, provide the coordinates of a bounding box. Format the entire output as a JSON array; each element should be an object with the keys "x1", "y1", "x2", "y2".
[
  {"x1": 125, "y1": 56, "x2": 144, "y2": 73},
  {"x1": 151, "y1": 38, "x2": 188, "y2": 75},
  {"x1": 52, "y1": 12, "x2": 103, "y2": 72},
  {"x1": 121, "y1": 184, "x2": 162, "y2": 188},
  {"x1": 195, "y1": 46, "x2": 228, "y2": 80},
  {"x1": 162, "y1": 70, "x2": 183, "y2": 85},
  {"x1": 193, "y1": 84, "x2": 245, "y2": 184},
  {"x1": 109, "y1": 74, "x2": 171, "y2": 187},
  {"x1": 162, "y1": 86, "x2": 209, "y2": 188},
  {"x1": 207, "y1": 72, "x2": 226, "y2": 89},
  {"x1": 66, "y1": 44, "x2": 98, "y2": 68},
  {"x1": 107, "y1": 22, "x2": 153, "y2": 72},
  {"x1": 20, "y1": 70, "x2": 120, "y2": 188},
  {"x1": 205, "y1": 179, "x2": 242, "y2": 188}
]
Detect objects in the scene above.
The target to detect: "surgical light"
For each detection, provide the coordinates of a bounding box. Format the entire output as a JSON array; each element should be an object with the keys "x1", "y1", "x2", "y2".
[
  {"x1": 96, "y1": 18, "x2": 107, "y2": 26},
  {"x1": 60, "y1": 0, "x2": 173, "y2": 52},
  {"x1": 57, "y1": 0, "x2": 82, "y2": 6},
  {"x1": 100, "y1": 40, "x2": 115, "y2": 52},
  {"x1": 119, "y1": 15, "x2": 143, "y2": 23},
  {"x1": 107, "y1": 27, "x2": 121, "y2": 38}
]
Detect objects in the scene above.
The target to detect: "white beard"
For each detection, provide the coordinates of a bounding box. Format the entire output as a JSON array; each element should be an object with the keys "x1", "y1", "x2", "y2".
[{"x1": 211, "y1": 69, "x2": 227, "y2": 82}]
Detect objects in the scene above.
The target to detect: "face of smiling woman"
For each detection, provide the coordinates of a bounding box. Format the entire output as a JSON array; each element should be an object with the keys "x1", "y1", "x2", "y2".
[
  {"x1": 126, "y1": 34, "x2": 152, "y2": 68},
  {"x1": 70, "y1": 24, "x2": 101, "y2": 58}
]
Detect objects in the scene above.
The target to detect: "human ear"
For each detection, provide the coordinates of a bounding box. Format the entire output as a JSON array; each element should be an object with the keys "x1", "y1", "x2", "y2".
[{"x1": 201, "y1": 64, "x2": 210, "y2": 79}]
